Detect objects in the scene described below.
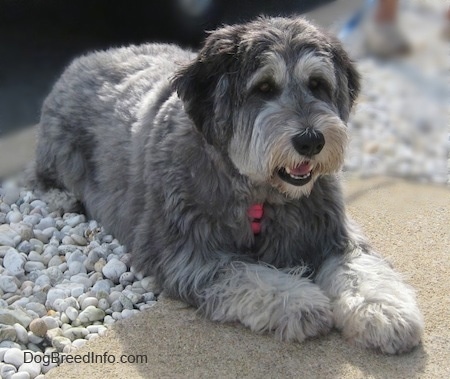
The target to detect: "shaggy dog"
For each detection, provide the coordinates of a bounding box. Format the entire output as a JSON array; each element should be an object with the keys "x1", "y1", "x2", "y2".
[{"x1": 34, "y1": 16, "x2": 423, "y2": 354}]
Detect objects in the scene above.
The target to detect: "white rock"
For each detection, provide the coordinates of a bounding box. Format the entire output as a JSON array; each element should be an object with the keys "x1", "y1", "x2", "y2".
[
  {"x1": 65, "y1": 215, "x2": 86, "y2": 227},
  {"x1": 141, "y1": 276, "x2": 158, "y2": 292},
  {"x1": 0, "y1": 340, "x2": 22, "y2": 349},
  {"x1": 46, "y1": 288, "x2": 68, "y2": 308},
  {"x1": 1, "y1": 364, "x2": 17, "y2": 378},
  {"x1": 121, "y1": 309, "x2": 140, "y2": 319},
  {"x1": 81, "y1": 297, "x2": 98, "y2": 310},
  {"x1": 65, "y1": 306, "x2": 79, "y2": 322},
  {"x1": 63, "y1": 327, "x2": 89, "y2": 341},
  {"x1": 97, "y1": 298, "x2": 110, "y2": 311},
  {"x1": 40, "y1": 358, "x2": 58, "y2": 374},
  {"x1": 3, "y1": 187, "x2": 20, "y2": 205},
  {"x1": 10, "y1": 224, "x2": 34, "y2": 242},
  {"x1": 35, "y1": 217, "x2": 56, "y2": 231},
  {"x1": 102, "y1": 258, "x2": 127, "y2": 283},
  {"x1": 68, "y1": 261, "x2": 87, "y2": 275},
  {"x1": 22, "y1": 215, "x2": 40, "y2": 226},
  {"x1": 41, "y1": 316, "x2": 59, "y2": 330},
  {"x1": 103, "y1": 315, "x2": 115, "y2": 325},
  {"x1": 18, "y1": 361, "x2": 42, "y2": 378},
  {"x1": 8, "y1": 211, "x2": 23, "y2": 223},
  {"x1": 3, "y1": 347, "x2": 25, "y2": 368},
  {"x1": 24, "y1": 261, "x2": 45, "y2": 272},
  {"x1": 14, "y1": 323, "x2": 29, "y2": 344},
  {"x1": 86, "y1": 333, "x2": 99, "y2": 341},
  {"x1": 47, "y1": 255, "x2": 63, "y2": 267},
  {"x1": 27, "y1": 332, "x2": 44, "y2": 345},
  {"x1": 0, "y1": 347, "x2": 8, "y2": 360},
  {"x1": 28, "y1": 239, "x2": 44, "y2": 254},
  {"x1": 119, "y1": 271, "x2": 134, "y2": 285},
  {"x1": 25, "y1": 303, "x2": 47, "y2": 317},
  {"x1": 97, "y1": 326, "x2": 108, "y2": 336},
  {"x1": 11, "y1": 371, "x2": 31, "y2": 379},
  {"x1": 52, "y1": 336, "x2": 72, "y2": 352},
  {"x1": 3, "y1": 248, "x2": 25, "y2": 275},
  {"x1": 92, "y1": 279, "x2": 112, "y2": 293},
  {"x1": 72, "y1": 339, "x2": 87, "y2": 349},
  {"x1": 0, "y1": 275, "x2": 19, "y2": 293},
  {"x1": 0, "y1": 307, "x2": 32, "y2": 327},
  {"x1": 32, "y1": 230, "x2": 50, "y2": 244},
  {"x1": 71, "y1": 234, "x2": 87, "y2": 246},
  {"x1": 78, "y1": 306, "x2": 105, "y2": 323}
]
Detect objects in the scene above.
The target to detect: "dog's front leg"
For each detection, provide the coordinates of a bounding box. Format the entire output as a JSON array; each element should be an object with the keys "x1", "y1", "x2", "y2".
[
  {"x1": 198, "y1": 262, "x2": 333, "y2": 342},
  {"x1": 315, "y1": 247, "x2": 424, "y2": 354}
]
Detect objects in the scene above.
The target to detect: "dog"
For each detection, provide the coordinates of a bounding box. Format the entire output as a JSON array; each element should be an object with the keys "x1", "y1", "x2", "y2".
[{"x1": 34, "y1": 16, "x2": 423, "y2": 354}]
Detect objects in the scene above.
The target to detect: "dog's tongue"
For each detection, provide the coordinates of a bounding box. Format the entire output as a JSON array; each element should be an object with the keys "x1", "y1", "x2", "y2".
[{"x1": 289, "y1": 162, "x2": 311, "y2": 176}]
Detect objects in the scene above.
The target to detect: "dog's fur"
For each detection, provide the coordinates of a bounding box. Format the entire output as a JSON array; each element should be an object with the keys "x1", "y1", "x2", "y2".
[{"x1": 34, "y1": 17, "x2": 423, "y2": 354}]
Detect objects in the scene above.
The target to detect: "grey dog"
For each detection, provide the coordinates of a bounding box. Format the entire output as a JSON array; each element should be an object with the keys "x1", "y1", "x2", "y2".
[{"x1": 34, "y1": 17, "x2": 423, "y2": 354}]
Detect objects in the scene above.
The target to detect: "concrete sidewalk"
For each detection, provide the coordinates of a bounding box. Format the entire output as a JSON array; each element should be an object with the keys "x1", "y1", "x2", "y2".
[{"x1": 46, "y1": 177, "x2": 450, "y2": 379}]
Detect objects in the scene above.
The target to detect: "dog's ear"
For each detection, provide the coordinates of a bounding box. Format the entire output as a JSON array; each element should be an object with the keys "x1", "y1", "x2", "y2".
[
  {"x1": 330, "y1": 38, "x2": 361, "y2": 121},
  {"x1": 171, "y1": 25, "x2": 243, "y2": 144}
]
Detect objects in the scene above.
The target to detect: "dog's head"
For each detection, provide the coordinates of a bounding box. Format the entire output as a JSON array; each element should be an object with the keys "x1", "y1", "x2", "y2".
[{"x1": 172, "y1": 16, "x2": 360, "y2": 198}]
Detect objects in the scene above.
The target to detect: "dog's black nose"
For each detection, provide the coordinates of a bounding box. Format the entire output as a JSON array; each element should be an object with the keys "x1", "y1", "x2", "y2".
[{"x1": 292, "y1": 130, "x2": 325, "y2": 156}]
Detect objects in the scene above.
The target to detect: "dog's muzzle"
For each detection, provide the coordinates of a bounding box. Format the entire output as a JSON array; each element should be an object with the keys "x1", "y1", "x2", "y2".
[{"x1": 277, "y1": 130, "x2": 324, "y2": 187}]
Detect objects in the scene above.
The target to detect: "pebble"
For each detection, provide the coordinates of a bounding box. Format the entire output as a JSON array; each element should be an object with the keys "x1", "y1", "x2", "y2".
[
  {"x1": 78, "y1": 306, "x2": 105, "y2": 323},
  {"x1": 63, "y1": 327, "x2": 89, "y2": 341},
  {"x1": 0, "y1": 324, "x2": 17, "y2": 341},
  {"x1": 3, "y1": 347, "x2": 25, "y2": 367},
  {"x1": 102, "y1": 258, "x2": 127, "y2": 283},
  {"x1": 29, "y1": 319, "x2": 48, "y2": 337},
  {"x1": 24, "y1": 261, "x2": 46, "y2": 272},
  {"x1": 14, "y1": 323, "x2": 29, "y2": 344},
  {"x1": 25, "y1": 303, "x2": 47, "y2": 317},
  {"x1": 3, "y1": 248, "x2": 25, "y2": 275},
  {"x1": 0, "y1": 308, "x2": 32, "y2": 328},
  {"x1": 12, "y1": 372, "x2": 32, "y2": 379},
  {"x1": 1, "y1": 364, "x2": 18, "y2": 378},
  {"x1": 27, "y1": 333, "x2": 44, "y2": 345},
  {"x1": 65, "y1": 307, "x2": 79, "y2": 322},
  {"x1": 46, "y1": 288, "x2": 68, "y2": 308},
  {"x1": 52, "y1": 336, "x2": 72, "y2": 352},
  {"x1": 18, "y1": 362, "x2": 41, "y2": 379},
  {"x1": 72, "y1": 339, "x2": 87, "y2": 349},
  {"x1": 0, "y1": 275, "x2": 19, "y2": 292},
  {"x1": 81, "y1": 297, "x2": 98, "y2": 310},
  {"x1": 41, "y1": 316, "x2": 59, "y2": 330}
]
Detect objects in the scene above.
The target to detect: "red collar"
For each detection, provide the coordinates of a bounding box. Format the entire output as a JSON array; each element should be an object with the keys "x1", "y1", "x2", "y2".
[{"x1": 248, "y1": 203, "x2": 264, "y2": 235}]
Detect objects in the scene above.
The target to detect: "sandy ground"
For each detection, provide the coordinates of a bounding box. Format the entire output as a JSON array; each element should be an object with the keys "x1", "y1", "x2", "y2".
[{"x1": 46, "y1": 176, "x2": 450, "y2": 379}]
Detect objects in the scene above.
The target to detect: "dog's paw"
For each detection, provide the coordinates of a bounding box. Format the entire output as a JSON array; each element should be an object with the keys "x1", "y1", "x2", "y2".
[
  {"x1": 334, "y1": 296, "x2": 424, "y2": 354},
  {"x1": 274, "y1": 296, "x2": 333, "y2": 342},
  {"x1": 204, "y1": 264, "x2": 333, "y2": 343}
]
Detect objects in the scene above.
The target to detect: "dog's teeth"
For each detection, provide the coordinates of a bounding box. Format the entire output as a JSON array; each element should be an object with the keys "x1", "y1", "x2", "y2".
[
  {"x1": 289, "y1": 172, "x2": 311, "y2": 180},
  {"x1": 285, "y1": 167, "x2": 291, "y2": 174}
]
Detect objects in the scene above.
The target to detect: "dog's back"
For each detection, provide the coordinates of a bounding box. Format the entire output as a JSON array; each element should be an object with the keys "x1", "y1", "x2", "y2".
[{"x1": 35, "y1": 43, "x2": 194, "y2": 243}]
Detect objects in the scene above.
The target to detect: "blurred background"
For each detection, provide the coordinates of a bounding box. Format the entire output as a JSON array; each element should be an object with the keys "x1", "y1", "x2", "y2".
[{"x1": 0, "y1": 0, "x2": 448, "y2": 184}]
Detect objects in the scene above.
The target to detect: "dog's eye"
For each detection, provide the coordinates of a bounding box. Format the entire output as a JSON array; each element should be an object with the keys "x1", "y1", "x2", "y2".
[
  {"x1": 257, "y1": 82, "x2": 274, "y2": 94},
  {"x1": 308, "y1": 77, "x2": 331, "y2": 101},
  {"x1": 308, "y1": 78, "x2": 321, "y2": 91}
]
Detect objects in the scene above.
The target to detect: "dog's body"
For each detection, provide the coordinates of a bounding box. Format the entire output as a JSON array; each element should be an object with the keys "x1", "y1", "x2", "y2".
[{"x1": 34, "y1": 17, "x2": 423, "y2": 354}]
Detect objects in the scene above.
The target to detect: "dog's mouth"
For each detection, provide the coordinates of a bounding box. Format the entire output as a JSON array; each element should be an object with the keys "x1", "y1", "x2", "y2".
[{"x1": 278, "y1": 161, "x2": 313, "y2": 186}]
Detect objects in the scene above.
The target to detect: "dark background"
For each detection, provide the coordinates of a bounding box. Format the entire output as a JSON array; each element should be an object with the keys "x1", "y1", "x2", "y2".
[{"x1": 0, "y1": 0, "x2": 332, "y2": 136}]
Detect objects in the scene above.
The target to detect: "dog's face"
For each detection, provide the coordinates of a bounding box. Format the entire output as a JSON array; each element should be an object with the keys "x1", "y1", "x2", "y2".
[{"x1": 173, "y1": 17, "x2": 360, "y2": 198}]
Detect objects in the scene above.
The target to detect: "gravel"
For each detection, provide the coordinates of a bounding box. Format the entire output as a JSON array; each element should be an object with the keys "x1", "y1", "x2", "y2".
[{"x1": 0, "y1": 180, "x2": 160, "y2": 378}]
